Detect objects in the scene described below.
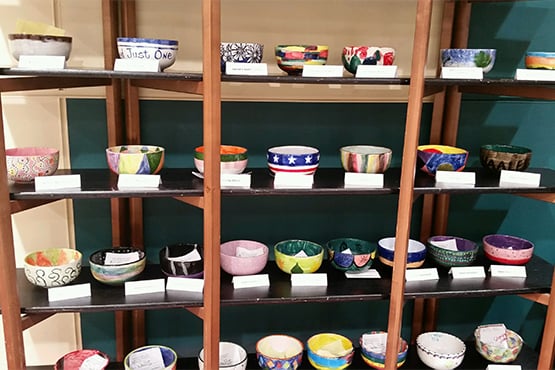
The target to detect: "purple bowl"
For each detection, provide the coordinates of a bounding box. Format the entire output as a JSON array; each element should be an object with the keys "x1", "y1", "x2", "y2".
[{"x1": 483, "y1": 234, "x2": 534, "y2": 265}]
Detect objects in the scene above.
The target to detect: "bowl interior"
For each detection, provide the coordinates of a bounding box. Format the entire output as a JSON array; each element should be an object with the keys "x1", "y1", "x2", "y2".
[
  {"x1": 326, "y1": 238, "x2": 376, "y2": 255},
  {"x1": 378, "y1": 237, "x2": 426, "y2": 253},
  {"x1": 428, "y1": 236, "x2": 477, "y2": 252},
  {"x1": 257, "y1": 335, "x2": 303, "y2": 359},
  {"x1": 199, "y1": 342, "x2": 247, "y2": 368},
  {"x1": 340, "y1": 145, "x2": 391, "y2": 156},
  {"x1": 275, "y1": 240, "x2": 323, "y2": 257},
  {"x1": 483, "y1": 234, "x2": 533, "y2": 250},
  {"x1": 6, "y1": 147, "x2": 59, "y2": 157},
  {"x1": 24, "y1": 248, "x2": 81, "y2": 267},
  {"x1": 481, "y1": 144, "x2": 532, "y2": 155},
  {"x1": 307, "y1": 333, "x2": 353, "y2": 358},
  {"x1": 417, "y1": 332, "x2": 465, "y2": 356},
  {"x1": 268, "y1": 145, "x2": 319, "y2": 156},
  {"x1": 89, "y1": 247, "x2": 145, "y2": 266},
  {"x1": 125, "y1": 345, "x2": 177, "y2": 368}
]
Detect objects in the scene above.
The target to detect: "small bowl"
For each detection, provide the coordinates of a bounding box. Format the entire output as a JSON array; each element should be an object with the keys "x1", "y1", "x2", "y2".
[
  {"x1": 341, "y1": 46, "x2": 395, "y2": 75},
  {"x1": 220, "y1": 42, "x2": 264, "y2": 73},
  {"x1": 117, "y1": 37, "x2": 178, "y2": 71},
  {"x1": 220, "y1": 240, "x2": 269, "y2": 276},
  {"x1": 275, "y1": 45, "x2": 329, "y2": 75},
  {"x1": 106, "y1": 145, "x2": 165, "y2": 175},
  {"x1": 359, "y1": 331, "x2": 408, "y2": 369},
  {"x1": 483, "y1": 234, "x2": 534, "y2": 265},
  {"x1": 198, "y1": 341, "x2": 248, "y2": 370},
  {"x1": 340, "y1": 145, "x2": 392, "y2": 174},
  {"x1": 8, "y1": 33, "x2": 72, "y2": 61},
  {"x1": 159, "y1": 243, "x2": 204, "y2": 278},
  {"x1": 441, "y1": 48, "x2": 496, "y2": 73},
  {"x1": 417, "y1": 144, "x2": 469, "y2": 176},
  {"x1": 377, "y1": 237, "x2": 426, "y2": 268},
  {"x1": 267, "y1": 145, "x2": 320, "y2": 175},
  {"x1": 480, "y1": 144, "x2": 532, "y2": 172},
  {"x1": 474, "y1": 325, "x2": 523, "y2": 363},
  {"x1": 194, "y1": 145, "x2": 248, "y2": 174},
  {"x1": 274, "y1": 239, "x2": 324, "y2": 274},
  {"x1": 525, "y1": 51, "x2": 555, "y2": 70},
  {"x1": 256, "y1": 334, "x2": 304, "y2": 370},
  {"x1": 326, "y1": 237, "x2": 376, "y2": 272},
  {"x1": 125, "y1": 345, "x2": 177, "y2": 370},
  {"x1": 306, "y1": 333, "x2": 354, "y2": 370},
  {"x1": 54, "y1": 349, "x2": 109, "y2": 370},
  {"x1": 24, "y1": 248, "x2": 82, "y2": 288},
  {"x1": 416, "y1": 332, "x2": 466, "y2": 370},
  {"x1": 89, "y1": 247, "x2": 146, "y2": 285},
  {"x1": 6, "y1": 147, "x2": 59, "y2": 183},
  {"x1": 427, "y1": 236, "x2": 478, "y2": 267}
]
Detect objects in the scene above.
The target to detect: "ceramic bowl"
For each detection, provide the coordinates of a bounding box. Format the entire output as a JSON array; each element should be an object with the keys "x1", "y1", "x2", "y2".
[
  {"x1": 267, "y1": 145, "x2": 320, "y2": 175},
  {"x1": 377, "y1": 237, "x2": 426, "y2": 268},
  {"x1": 359, "y1": 331, "x2": 408, "y2": 369},
  {"x1": 326, "y1": 237, "x2": 376, "y2": 272},
  {"x1": 274, "y1": 239, "x2": 324, "y2": 274},
  {"x1": 220, "y1": 42, "x2": 264, "y2": 73},
  {"x1": 416, "y1": 332, "x2": 466, "y2": 370},
  {"x1": 8, "y1": 33, "x2": 72, "y2": 61},
  {"x1": 341, "y1": 46, "x2": 395, "y2": 74},
  {"x1": 89, "y1": 247, "x2": 146, "y2": 285},
  {"x1": 340, "y1": 145, "x2": 392, "y2": 174},
  {"x1": 117, "y1": 37, "x2": 178, "y2": 71},
  {"x1": 54, "y1": 349, "x2": 109, "y2": 370},
  {"x1": 480, "y1": 144, "x2": 532, "y2": 172},
  {"x1": 194, "y1": 145, "x2": 248, "y2": 174},
  {"x1": 23, "y1": 248, "x2": 82, "y2": 288},
  {"x1": 220, "y1": 240, "x2": 269, "y2": 276},
  {"x1": 525, "y1": 51, "x2": 555, "y2": 70},
  {"x1": 275, "y1": 45, "x2": 329, "y2": 75},
  {"x1": 6, "y1": 147, "x2": 60, "y2": 183},
  {"x1": 427, "y1": 236, "x2": 479, "y2": 267},
  {"x1": 306, "y1": 333, "x2": 354, "y2": 370},
  {"x1": 124, "y1": 345, "x2": 177, "y2": 370},
  {"x1": 440, "y1": 48, "x2": 496, "y2": 73},
  {"x1": 198, "y1": 341, "x2": 248, "y2": 370},
  {"x1": 483, "y1": 234, "x2": 534, "y2": 265},
  {"x1": 256, "y1": 334, "x2": 304, "y2": 370},
  {"x1": 417, "y1": 144, "x2": 469, "y2": 176},
  {"x1": 474, "y1": 326, "x2": 523, "y2": 363},
  {"x1": 159, "y1": 243, "x2": 204, "y2": 278},
  {"x1": 106, "y1": 145, "x2": 165, "y2": 175}
]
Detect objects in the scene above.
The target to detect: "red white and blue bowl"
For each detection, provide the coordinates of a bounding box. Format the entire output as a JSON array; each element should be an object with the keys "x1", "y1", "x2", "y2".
[{"x1": 267, "y1": 145, "x2": 320, "y2": 175}]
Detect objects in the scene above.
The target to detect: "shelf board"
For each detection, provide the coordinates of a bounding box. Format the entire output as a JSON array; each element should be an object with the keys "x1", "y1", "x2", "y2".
[{"x1": 0, "y1": 68, "x2": 203, "y2": 81}]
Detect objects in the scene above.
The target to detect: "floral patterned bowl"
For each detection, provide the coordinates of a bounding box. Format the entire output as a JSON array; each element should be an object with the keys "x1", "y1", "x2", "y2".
[
  {"x1": 474, "y1": 326, "x2": 523, "y2": 363},
  {"x1": 307, "y1": 333, "x2": 354, "y2": 370},
  {"x1": 274, "y1": 239, "x2": 324, "y2": 274},
  {"x1": 6, "y1": 147, "x2": 59, "y2": 183},
  {"x1": 483, "y1": 234, "x2": 534, "y2": 265},
  {"x1": 55, "y1": 349, "x2": 109, "y2": 370},
  {"x1": 417, "y1": 144, "x2": 469, "y2": 176},
  {"x1": 441, "y1": 48, "x2": 496, "y2": 73},
  {"x1": 416, "y1": 332, "x2": 466, "y2": 370},
  {"x1": 342, "y1": 46, "x2": 395, "y2": 75},
  {"x1": 24, "y1": 248, "x2": 82, "y2": 288},
  {"x1": 106, "y1": 145, "x2": 165, "y2": 175},
  {"x1": 89, "y1": 247, "x2": 146, "y2": 285},
  {"x1": 194, "y1": 145, "x2": 248, "y2": 174},
  {"x1": 326, "y1": 237, "x2": 376, "y2": 271},
  {"x1": 220, "y1": 42, "x2": 264, "y2": 73},
  {"x1": 256, "y1": 334, "x2": 304, "y2": 370},
  {"x1": 275, "y1": 45, "x2": 328, "y2": 75}
]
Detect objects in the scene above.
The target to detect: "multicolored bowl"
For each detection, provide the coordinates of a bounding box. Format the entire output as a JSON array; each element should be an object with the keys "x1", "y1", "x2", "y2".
[
  {"x1": 307, "y1": 333, "x2": 354, "y2": 370},
  {"x1": 6, "y1": 147, "x2": 59, "y2": 183},
  {"x1": 117, "y1": 37, "x2": 178, "y2": 71},
  {"x1": 326, "y1": 237, "x2": 376, "y2": 272},
  {"x1": 474, "y1": 325, "x2": 523, "y2": 363},
  {"x1": 274, "y1": 239, "x2": 324, "y2": 274},
  {"x1": 106, "y1": 145, "x2": 165, "y2": 175},
  {"x1": 417, "y1": 144, "x2": 469, "y2": 176},
  {"x1": 525, "y1": 51, "x2": 555, "y2": 70},
  {"x1": 480, "y1": 144, "x2": 532, "y2": 172},
  {"x1": 256, "y1": 334, "x2": 304, "y2": 370},
  {"x1": 220, "y1": 42, "x2": 264, "y2": 73},
  {"x1": 159, "y1": 243, "x2": 204, "y2": 278},
  {"x1": 24, "y1": 248, "x2": 82, "y2": 288},
  {"x1": 125, "y1": 345, "x2": 177, "y2": 370},
  {"x1": 89, "y1": 247, "x2": 146, "y2": 285},
  {"x1": 359, "y1": 331, "x2": 408, "y2": 369},
  {"x1": 340, "y1": 145, "x2": 392, "y2": 174},
  {"x1": 275, "y1": 45, "x2": 329, "y2": 75},
  {"x1": 483, "y1": 234, "x2": 534, "y2": 265},
  {"x1": 194, "y1": 145, "x2": 248, "y2": 174},
  {"x1": 427, "y1": 236, "x2": 479, "y2": 267},
  {"x1": 341, "y1": 46, "x2": 395, "y2": 75},
  {"x1": 267, "y1": 145, "x2": 320, "y2": 175},
  {"x1": 441, "y1": 48, "x2": 496, "y2": 73},
  {"x1": 198, "y1": 342, "x2": 248, "y2": 370},
  {"x1": 54, "y1": 349, "x2": 109, "y2": 370},
  {"x1": 220, "y1": 240, "x2": 269, "y2": 276},
  {"x1": 377, "y1": 237, "x2": 426, "y2": 268}
]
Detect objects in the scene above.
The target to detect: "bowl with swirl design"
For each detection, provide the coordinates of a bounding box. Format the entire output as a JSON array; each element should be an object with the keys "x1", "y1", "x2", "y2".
[{"x1": 24, "y1": 248, "x2": 82, "y2": 288}]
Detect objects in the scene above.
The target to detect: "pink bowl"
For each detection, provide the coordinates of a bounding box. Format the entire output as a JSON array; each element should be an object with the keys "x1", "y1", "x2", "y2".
[
  {"x1": 6, "y1": 147, "x2": 59, "y2": 183},
  {"x1": 220, "y1": 240, "x2": 269, "y2": 276},
  {"x1": 483, "y1": 234, "x2": 534, "y2": 265}
]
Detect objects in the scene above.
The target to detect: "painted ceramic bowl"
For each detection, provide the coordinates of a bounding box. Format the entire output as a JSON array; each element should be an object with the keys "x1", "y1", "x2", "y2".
[
  {"x1": 24, "y1": 248, "x2": 82, "y2": 288},
  {"x1": 377, "y1": 237, "x2": 426, "y2": 268},
  {"x1": 417, "y1": 144, "x2": 469, "y2": 176},
  {"x1": 480, "y1": 144, "x2": 532, "y2": 172},
  {"x1": 124, "y1": 345, "x2": 177, "y2": 370},
  {"x1": 306, "y1": 333, "x2": 354, "y2": 370},
  {"x1": 256, "y1": 334, "x2": 304, "y2": 370},
  {"x1": 340, "y1": 145, "x2": 392, "y2": 174},
  {"x1": 220, "y1": 42, "x2": 264, "y2": 73},
  {"x1": 326, "y1": 237, "x2": 376, "y2": 272},
  {"x1": 106, "y1": 145, "x2": 165, "y2": 175},
  {"x1": 194, "y1": 145, "x2": 248, "y2": 174},
  {"x1": 274, "y1": 239, "x2": 324, "y2": 274},
  {"x1": 198, "y1": 342, "x2": 248, "y2": 370},
  {"x1": 341, "y1": 46, "x2": 395, "y2": 74},
  {"x1": 159, "y1": 243, "x2": 204, "y2": 278},
  {"x1": 267, "y1": 145, "x2": 320, "y2": 175},
  {"x1": 6, "y1": 147, "x2": 60, "y2": 183},
  {"x1": 220, "y1": 240, "x2": 269, "y2": 276},
  {"x1": 416, "y1": 332, "x2": 466, "y2": 370},
  {"x1": 440, "y1": 48, "x2": 496, "y2": 73},
  {"x1": 474, "y1": 325, "x2": 523, "y2": 363},
  {"x1": 427, "y1": 236, "x2": 479, "y2": 267},
  {"x1": 525, "y1": 51, "x2": 555, "y2": 70},
  {"x1": 54, "y1": 349, "x2": 109, "y2": 370},
  {"x1": 275, "y1": 45, "x2": 329, "y2": 75},
  {"x1": 89, "y1": 247, "x2": 146, "y2": 285},
  {"x1": 359, "y1": 331, "x2": 408, "y2": 369},
  {"x1": 117, "y1": 37, "x2": 178, "y2": 71},
  {"x1": 8, "y1": 33, "x2": 72, "y2": 61},
  {"x1": 483, "y1": 234, "x2": 534, "y2": 265}
]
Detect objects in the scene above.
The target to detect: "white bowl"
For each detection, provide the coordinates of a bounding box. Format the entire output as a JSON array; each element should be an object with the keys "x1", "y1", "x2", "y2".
[
  {"x1": 117, "y1": 37, "x2": 178, "y2": 71},
  {"x1": 8, "y1": 34, "x2": 72, "y2": 61},
  {"x1": 24, "y1": 248, "x2": 82, "y2": 288},
  {"x1": 416, "y1": 332, "x2": 466, "y2": 370},
  {"x1": 198, "y1": 342, "x2": 248, "y2": 370}
]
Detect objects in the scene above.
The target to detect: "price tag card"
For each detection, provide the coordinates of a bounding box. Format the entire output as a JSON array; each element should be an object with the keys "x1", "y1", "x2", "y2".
[
  {"x1": 449, "y1": 266, "x2": 486, "y2": 279},
  {"x1": 125, "y1": 279, "x2": 166, "y2": 296},
  {"x1": 232, "y1": 274, "x2": 270, "y2": 289},
  {"x1": 18, "y1": 55, "x2": 66, "y2": 70},
  {"x1": 79, "y1": 354, "x2": 110, "y2": 370},
  {"x1": 48, "y1": 283, "x2": 91, "y2": 302},
  {"x1": 114, "y1": 58, "x2": 160, "y2": 72},
  {"x1": 490, "y1": 265, "x2": 527, "y2": 278},
  {"x1": 435, "y1": 170, "x2": 476, "y2": 186},
  {"x1": 166, "y1": 276, "x2": 204, "y2": 293},
  {"x1": 117, "y1": 174, "x2": 161, "y2": 189},
  {"x1": 291, "y1": 273, "x2": 328, "y2": 287},
  {"x1": 167, "y1": 248, "x2": 201, "y2": 262},
  {"x1": 221, "y1": 173, "x2": 251, "y2": 188},
  {"x1": 345, "y1": 269, "x2": 381, "y2": 279},
  {"x1": 430, "y1": 238, "x2": 458, "y2": 251},
  {"x1": 356, "y1": 65, "x2": 398, "y2": 78},
  {"x1": 441, "y1": 67, "x2": 483, "y2": 79},
  {"x1": 515, "y1": 68, "x2": 555, "y2": 82},
  {"x1": 487, "y1": 365, "x2": 522, "y2": 370},
  {"x1": 35, "y1": 174, "x2": 81, "y2": 191},
  {"x1": 274, "y1": 173, "x2": 314, "y2": 189},
  {"x1": 405, "y1": 268, "x2": 439, "y2": 282},
  {"x1": 499, "y1": 170, "x2": 541, "y2": 187},
  {"x1": 361, "y1": 332, "x2": 387, "y2": 354},
  {"x1": 478, "y1": 324, "x2": 509, "y2": 348},
  {"x1": 127, "y1": 346, "x2": 166, "y2": 370},
  {"x1": 344, "y1": 172, "x2": 384, "y2": 188},
  {"x1": 225, "y1": 62, "x2": 268, "y2": 76},
  {"x1": 302, "y1": 64, "x2": 344, "y2": 78}
]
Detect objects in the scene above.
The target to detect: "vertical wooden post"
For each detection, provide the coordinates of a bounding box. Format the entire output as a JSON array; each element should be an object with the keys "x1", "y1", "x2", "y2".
[{"x1": 538, "y1": 267, "x2": 555, "y2": 369}]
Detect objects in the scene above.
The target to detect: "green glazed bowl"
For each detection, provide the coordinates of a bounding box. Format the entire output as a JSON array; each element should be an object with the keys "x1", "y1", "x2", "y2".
[{"x1": 274, "y1": 239, "x2": 324, "y2": 274}]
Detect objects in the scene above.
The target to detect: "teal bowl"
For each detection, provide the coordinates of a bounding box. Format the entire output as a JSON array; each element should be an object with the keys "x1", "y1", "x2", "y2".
[
  {"x1": 326, "y1": 238, "x2": 376, "y2": 271},
  {"x1": 274, "y1": 240, "x2": 324, "y2": 274}
]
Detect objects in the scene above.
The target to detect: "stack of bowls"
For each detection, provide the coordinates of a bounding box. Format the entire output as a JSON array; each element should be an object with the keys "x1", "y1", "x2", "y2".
[
  {"x1": 267, "y1": 145, "x2": 320, "y2": 175},
  {"x1": 194, "y1": 145, "x2": 248, "y2": 174}
]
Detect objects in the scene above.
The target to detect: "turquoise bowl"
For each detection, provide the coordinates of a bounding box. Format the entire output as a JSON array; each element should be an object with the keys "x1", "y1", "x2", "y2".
[
  {"x1": 89, "y1": 247, "x2": 146, "y2": 285},
  {"x1": 307, "y1": 333, "x2": 354, "y2": 370},
  {"x1": 274, "y1": 239, "x2": 324, "y2": 274},
  {"x1": 326, "y1": 238, "x2": 376, "y2": 271}
]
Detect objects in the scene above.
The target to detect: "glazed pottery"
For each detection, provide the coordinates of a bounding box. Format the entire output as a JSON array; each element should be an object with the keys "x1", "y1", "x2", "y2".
[
  {"x1": 198, "y1": 342, "x2": 248, "y2": 370},
  {"x1": 306, "y1": 333, "x2": 354, "y2": 370},
  {"x1": 89, "y1": 247, "x2": 146, "y2": 285},
  {"x1": 326, "y1": 237, "x2": 376, "y2": 272},
  {"x1": 159, "y1": 243, "x2": 204, "y2": 278},
  {"x1": 256, "y1": 334, "x2": 304, "y2": 369},
  {"x1": 267, "y1": 145, "x2": 320, "y2": 175},
  {"x1": 55, "y1": 349, "x2": 109, "y2": 370},
  {"x1": 220, "y1": 42, "x2": 264, "y2": 72},
  {"x1": 359, "y1": 331, "x2": 408, "y2": 369},
  {"x1": 24, "y1": 248, "x2": 82, "y2": 288},
  {"x1": 117, "y1": 37, "x2": 178, "y2": 70},
  {"x1": 340, "y1": 145, "x2": 392, "y2": 174},
  {"x1": 377, "y1": 237, "x2": 426, "y2": 268},
  {"x1": 341, "y1": 46, "x2": 395, "y2": 74},
  {"x1": 274, "y1": 239, "x2": 324, "y2": 274},
  {"x1": 416, "y1": 332, "x2": 466, "y2": 370},
  {"x1": 194, "y1": 145, "x2": 248, "y2": 174},
  {"x1": 474, "y1": 325, "x2": 523, "y2": 363},
  {"x1": 417, "y1": 144, "x2": 468, "y2": 176},
  {"x1": 525, "y1": 51, "x2": 555, "y2": 70},
  {"x1": 124, "y1": 345, "x2": 177, "y2": 370},
  {"x1": 106, "y1": 145, "x2": 165, "y2": 175},
  {"x1": 8, "y1": 33, "x2": 72, "y2": 61},
  {"x1": 275, "y1": 45, "x2": 328, "y2": 75},
  {"x1": 440, "y1": 48, "x2": 496, "y2": 73},
  {"x1": 220, "y1": 240, "x2": 269, "y2": 276},
  {"x1": 482, "y1": 234, "x2": 534, "y2": 265},
  {"x1": 427, "y1": 236, "x2": 478, "y2": 267},
  {"x1": 6, "y1": 147, "x2": 59, "y2": 183},
  {"x1": 480, "y1": 144, "x2": 532, "y2": 172}
]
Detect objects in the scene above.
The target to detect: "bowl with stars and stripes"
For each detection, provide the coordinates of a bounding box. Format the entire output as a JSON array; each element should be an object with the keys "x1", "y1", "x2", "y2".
[{"x1": 267, "y1": 145, "x2": 320, "y2": 175}]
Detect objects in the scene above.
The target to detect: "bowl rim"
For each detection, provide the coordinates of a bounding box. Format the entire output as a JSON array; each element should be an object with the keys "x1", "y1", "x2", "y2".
[
  {"x1": 8, "y1": 33, "x2": 72, "y2": 42},
  {"x1": 106, "y1": 144, "x2": 165, "y2": 154},
  {"x1": 6, "y1": 147, "x2": 59, "y2": 157},
  {"x1": 117, "y1": 37, "x2": 178, "y2": 45},
  {"x1": 274, "y1": 239, "x2": 324, "y2": 257},
  {"x1": 256, "y1": 334, "x2": 304, "y2": 360},
  {"x1": 482, "y1": 234, "x2": 534, "y2": 250},
  {"x1": 417, "y1": 144, "x2": 468, "y2": 155},
  {"x1": 378, "y1": 237, "x2": 426, "y2": 253},
  {"x1": 89, "y1": 247, "x2": 146, "y2": 266},
  {"x1": 427, "y1": 235, "x2": 478, "y2": 252},
  {"x1": 220, "y1": 239, "x2": 269, "y2": 259},
  {"x1": 267, "y1": 145, "x2": 320, "y2": 155},
  {"x1": 340, "y1": 145, "x2": 392, "y2": 156},
  {"x1": 480, "y1": 144, "x2": 532, "y2": 155},
  {"x1": 307, "y1": 332, "x2": 354, "y2": 359}
]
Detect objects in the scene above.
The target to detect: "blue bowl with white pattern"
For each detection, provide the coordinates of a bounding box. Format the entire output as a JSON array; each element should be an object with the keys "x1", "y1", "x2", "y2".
[
  {"x1": 440, "y1": 48, "x2": 496, "y2": 73},
  {"x1": 267, "y1": 145, "x2": 320, "y2": 175}
]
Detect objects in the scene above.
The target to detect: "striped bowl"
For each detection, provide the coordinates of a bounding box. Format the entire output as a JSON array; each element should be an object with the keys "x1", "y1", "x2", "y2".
[
  {"x1": 340, "y1": 145, "x2": 392, "y2": 174},
  {"x1": 89, "y1": 247, "x2": 146, "y2": 285}
]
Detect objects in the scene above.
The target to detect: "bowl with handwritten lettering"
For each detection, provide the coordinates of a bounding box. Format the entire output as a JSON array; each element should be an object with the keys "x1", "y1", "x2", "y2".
[
  {"x1": 124, "y1": 345, "x2": 177, "y2": 370},
  {"x1": 220, "y1": 240, "x2": 269, "y2": 276},
  {"x1": 480, "y1": 144, "x2": 532, "y2": 172},
  {"x1": 159, "y1": 242, "x2": 204, "y2": 278},
  {"x1": 89, "y1": 247, "x2": 146, "y2": 285},
  {"x1": 24, "y1": 248, "x2": 82, "y2": 288},
  {"x1": 326, "y1": 237, "x2": 376, "y2": 272},
  {"x1": 117, "y1": 37, "x2": 178, "y2": 71},
  {"x1": 274, "y1": 239, "x2": 324, "y2": 274},
  {"x1": 427, "y1": 236, "x2": 479, "y2": 268}
]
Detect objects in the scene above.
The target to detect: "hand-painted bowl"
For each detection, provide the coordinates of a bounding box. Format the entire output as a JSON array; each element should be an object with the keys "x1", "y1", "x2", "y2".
[
  {"x1": 24, "y1": 248, "x2": 82, "y2": 288},
  {"x1": 159, "y1": 243, "x2": 204, "y2": 278},
  {"x1": 341, "y1": 46, "x2": 395, "y2": 75},
  {"x1": 198, "y1": 342, "x2": 248, "y2": 370},
  {"x1": 6, "y1": 147, "x2": 59, "y2": 183},
  {"x1": 483, "y1": 234, "x2": 534, "y2": 265},
  {"x1": 417, "y1": 144, "x2": 469, "y2": 176},
  {"x1": 326, "y1": 237, "x2": 376, "y2": 272},
  {"x1": 89, "y1": 247, "x2": 146, "y2": 285},
  {"x1": 8, "y1": 33, "x2": 72, "y2": 61},
  {"x1": 125, "y1": 345, "x2": 177, "y2": 370},
  {"x1": 427, "y1": 236, "x2": 479, "y2": 267},
  {"x1": 220, "y1": 42, "x2": 264, "y2": 73},
  {"x1": 340, "y1": 145, "x2": 392, "y2": 174},
  {"x1": 480, "y1": 144, "x2": 532, "y2": 172},
  {"x1": 377, "y1": 237, "x2": 426, "y2": 268},
  {"x1": 274, "y1": 239, "x2": 324, "y2": 274},
  {"x1": 359, "y1": 331, "x2": 408, "y2": 369},
  {"x1": 117, "y1": 37, "x2": 178, "y2": 71},
  {"x1": 275, "y1": 45, "x2": 329, "y2": 75},
  {"x1": 416, "y1": 332, "x2": 466, "y2": 370},
  {"x1": 307, "y1": 333, "x2": 354, "y2": 370},
  {"x1": 194, "y1": 145, "x2": 248, "y2": 174},
  {"x1": 267, "y1": 145, "x2": 320, "y2": 175},
  {"x1": 220, "y1": 240, "x2": 269, "y2": 276},
  {"x1": 441, "y1": 48, "x2": 496, "y2": 73},
  {"x1": 525, "y1": 51, "x2": 555, "y2": 70},
  {"x1": 106, "y1": 145, "x2": 165, "y2": 175},
  {"x1": 474, "y1": 326, "x2": 523, "y2": 363},
  {"x1": 54, "y1": 349, "x2": 109, "y2": 370},
  {"x1": 256, "y1": 334, "x2": 304, "y2": 370}
]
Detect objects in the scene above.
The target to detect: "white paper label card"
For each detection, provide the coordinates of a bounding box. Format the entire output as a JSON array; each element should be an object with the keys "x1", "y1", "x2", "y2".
[
  {"x1": 221, "y1": 173, "x2": 251, "y2": 187},
  {"x1": 441, "y1": 67, "x2": 483, "y2": 79},
  {"x1": 48, "y1": 283, "x2": 91, "y2": 302},
  {"x1": 291, "y1": 273, "x2": 328, "y2": 286},
  {"x1": 490, "y1": 265, "x2": 527, "y2": 278},
  {"x1": 478, "y1": 324, "x2": 508, "y2": 348},
  {"x1": 114, "y1": 58, "x2": 160, "y2": 72},
  {"x1": 302, "y1": 64, "x2": 344, "y2": 78},
  {"x1": 118, "y1": 174, "x2": 161, "y2": 189},
  {"x1": 430, "y1": 239, "x2": 458, "y2": 251},
  {"x1": 168, "y1": 248, "x2": 201, "y2": 262},
  {"x1": 435, "y1": 170, "x2": 476, "y2": 185},
  {"x1": 345, "y1": 269, "x2": 381, "y2": 279},
  {"x1": 35, "y1": 174, "x2": 81, "y2": 191},
  {"x1": 274, "y1": 173, "x2": 314, "y2": 188},
  {"x1": 356, "y1": 65, "x2": 398, "y2": 78},
  {"x1": 125, "y1": 279, "x2": 166, "y2": 296},
  {"x1": 225, "y1": 62, "x2": 268, "y2": 76},
  {"x1": 104, "y1": 251, "x2": 140, "y2": 265},
  {"x1": 361, "y1": 332, "x2": 388, "y2": 354},
  {"x1": 515, "y1": 68, "x2": 555, "y2": 82},
  {"x1": 18, "y1": 55, "x2": 66, "y2": 70},
  {"x1": 79, "y1": 354, "x2": 110, "y2": 370},
  {"x1": 235, "y1": 247, "x2": 264, "y2": 258},
  {"x1": 232, "y1": 274, "x2": 270, "y2": 289},
  {"x1": 449, "y1": 266, "x2": 486, "y2": 279},
  {"x1": 166, "y1": 276, "x2": 204, "y2": 293},
  {"x1": 127, "y1": 346, "x2": 166, "y2": 370},
  {"x1": 499, "y1": 170, "x2": 541, "y2": 187},
  {"x1": 405, "y1": 268, "x2": 439, "y2": 281},
  {"x1": 344, "y1": 172, "x2": 384, "y2": 188},
  {"x1": 487, "y1": 365, "x2": 521, "y2": 370}
]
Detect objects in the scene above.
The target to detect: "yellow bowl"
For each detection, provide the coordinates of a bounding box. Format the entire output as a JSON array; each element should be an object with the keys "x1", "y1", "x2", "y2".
[
  {"x1": 274, "y1": 239, "x2": 323, "y2": 274},
  {"x1": 307, "y1": 333, "x2": 354, "y2": 370}
]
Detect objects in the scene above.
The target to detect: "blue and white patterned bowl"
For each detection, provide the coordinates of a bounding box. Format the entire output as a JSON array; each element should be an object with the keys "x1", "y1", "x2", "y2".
[
  {"x1": 417, "y1": 332, "x2": 466, "y2": 370},
  {"x1": 117, "y1": 37, "x2": 178, "y2": 71},
  {"x1": 441, "y1": 48, "x2": 496, "y2": 73},
  {"x1": 220, "y1": 42, "x2": 264, "y2": 73},
  {"x1": 89, "y1": 247, "x2": 146, "y2": 285},
  {"x1": 267, "y1": 145, "x2": 320, "y2": 175}
]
